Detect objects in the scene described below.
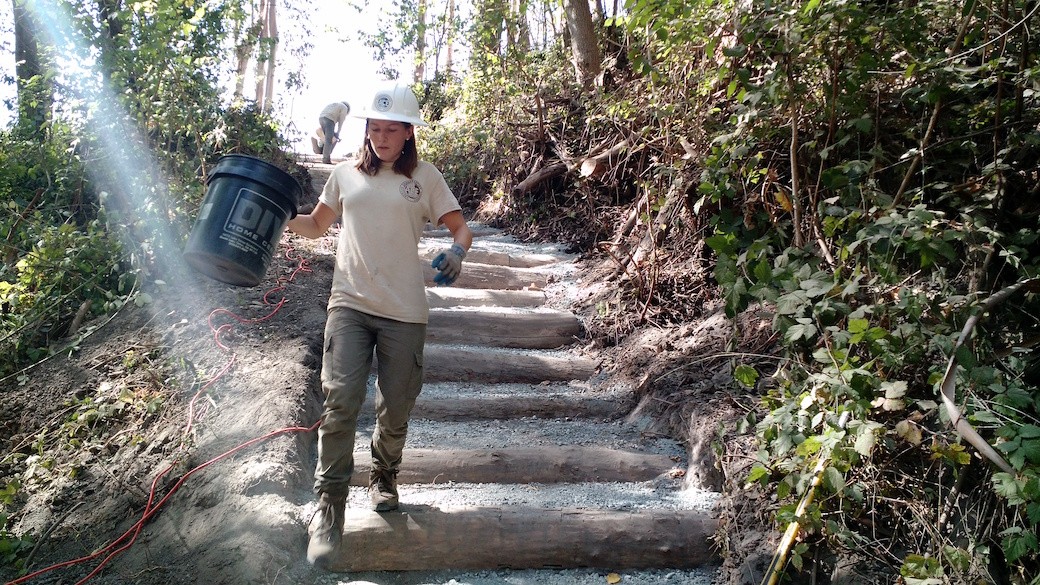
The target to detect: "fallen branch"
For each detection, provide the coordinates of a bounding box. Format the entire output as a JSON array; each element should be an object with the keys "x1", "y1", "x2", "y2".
[
  {"x1": 513, "y1": 132, "x2": 642, "y2": 196},
  {"x1": 763, "y1": 411, "x2": 851, "y2": 585},
  {"x1": 611, "y1": 205, "x2": 640, "y2": 250},
  {"x1": 787, "y1": 82, "x2": 803, "y2": 248},
  {"x1": 511, "y1": 162, "x2": 568, "y2": 196},
  {"x1": 579, "y1": 135, "x2": 636, "y2": 178},
  {"x1": 939, "y1": 277, "x2": 1040, "y2": 475},
  {"x1": 611, "y1": 179, "x2": 687, "y2": 281},
  {"x1": 25, "y1": 501, "x2": 85, "y2": 571},
  {"x1": 65, "y1": 300, "x2": 93, "y2": 339}
]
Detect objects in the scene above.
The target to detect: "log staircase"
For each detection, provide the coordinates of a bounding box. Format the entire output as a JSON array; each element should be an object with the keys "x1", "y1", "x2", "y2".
[{"x1": 303, "y1": 159, "x2": 719, "y2": 574}]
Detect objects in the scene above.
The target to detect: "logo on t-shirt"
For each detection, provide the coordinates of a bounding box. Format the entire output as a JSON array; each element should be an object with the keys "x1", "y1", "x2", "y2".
[{"x1": 400, "y1": 179, "x2": 422, "y2": 202}]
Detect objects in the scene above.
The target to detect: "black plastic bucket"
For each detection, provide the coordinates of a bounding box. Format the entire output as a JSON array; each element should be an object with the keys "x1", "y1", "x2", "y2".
[{"x1": 183, "y1": 154, "x2": 301, "y2": 287}]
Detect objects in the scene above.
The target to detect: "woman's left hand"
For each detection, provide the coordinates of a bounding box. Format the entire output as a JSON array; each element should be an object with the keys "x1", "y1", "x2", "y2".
[{"x1": 432, "y1": 243, "x2": 466, "y2": 285}]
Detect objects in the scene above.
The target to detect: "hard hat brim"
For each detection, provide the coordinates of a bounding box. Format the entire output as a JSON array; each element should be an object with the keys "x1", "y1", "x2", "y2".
[{"x1": 351, "y1": 108, "x2": 428, "y2": 127}]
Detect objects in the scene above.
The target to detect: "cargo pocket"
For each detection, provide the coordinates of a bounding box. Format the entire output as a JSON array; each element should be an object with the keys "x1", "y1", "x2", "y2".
[
  {"x1": 319, "y1": 334, "x2": 335, "y2": 392},
  {"x1": 406, "y1": 351, "x2": 424, "y2": 400}
]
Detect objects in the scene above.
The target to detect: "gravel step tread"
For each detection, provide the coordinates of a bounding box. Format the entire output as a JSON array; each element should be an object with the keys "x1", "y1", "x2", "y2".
[
  {"x1": 339, "y1": 481, "x2": 718, "y2": 512},
  {"x1": 419, "y1": 244, "x2": 565, "y2": 269},
  {"x1": 408, "y1": 395, "x2": 622, "y2": 421},
  {"x1": 315, "y1": 567, "x2": 717, "y2": 585},
  {"x1": 355, "y1": 418, "x2": 684, "y2": 455},
  {"x1": 359, "y1": 380, "x2": 627, "y2": 421},
  {"x1": 416, "y1": 380, "x2": 627, "y2": 401},
  {"x1": 417, "y1": 344, "x2": 599, "y2": 383}
]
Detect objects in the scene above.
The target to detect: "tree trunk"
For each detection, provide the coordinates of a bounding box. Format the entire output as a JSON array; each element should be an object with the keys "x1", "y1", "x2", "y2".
[
  {"x1": 95, "y1": 0, "x2": 124, "y2": 88},
  {"x1": 233, "y1": 41, "x2": 250, "y2": 99},
  {"x1": 445, "y1": 0, "x2": 455, "y2": 73},
  {"x1": 415, "y1": 0, "x2": 427, "y2": 82},
  {"x1": 262, "y1": 0, "x2": 277, "y2": 113},
  {"x1": 12, "y1": 0, "x2": 52, "y2": 134},
  {"x1": 233, "y1": 3, "x2": 264, "y2": 100},
  {"x1": 253, "y1": 0, "x2": 268, "y2": 107},
  {"x1": 508, "y1": 0, "x2": 530, "y2": 53},
  {"x1": 562, "y1": 0, "x2": 602, "y2": 89},
  {"x1": 251, "y1": 0, "x2": 280, "y2": 110},
  {"x1": 473, "y1": 0, "x2": 506, "y2": 62}
]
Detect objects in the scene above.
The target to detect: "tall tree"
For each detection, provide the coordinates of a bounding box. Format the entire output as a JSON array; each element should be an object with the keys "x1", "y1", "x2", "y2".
[
  {"x1": 252, "y1": 0, "x2": 278, "y2": 112},
  {"x1": 12, "y1": 0, "x2": 53, "y2": 133},
  {"x1": 231, "y1": 0, "x2": 291, "y2": 113},
  {"x1": 508, "y1": 0, "x2": 531, "y2": 53},
  {"x1": 471, "y1": 0, "x2": 507, "y2": 66},
  {"x1": 445, "y1": 0, "x2": 455, "y2": 73},
  {"x1": 562, "y1": 0, "x2": 600, "y2": 89},
  {"x1": 95, "y1": 0, "x2": 125, "y2": 87},
  {"x1": 352, "y1": 0, "x2": 464, "y2": 83},
  {"x1": 415, "y1": 0, "x2": 427, "y2": 82},
  {"x1": 232, "y1": 2, "x2": 265, "y2": 102}
]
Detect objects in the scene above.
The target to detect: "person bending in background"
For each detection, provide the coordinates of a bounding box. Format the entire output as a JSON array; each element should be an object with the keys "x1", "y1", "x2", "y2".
[
  {"x1": 314, "y1": 101, "x2": 351, "y2": 164},
  {"x1": 286, "y1": 81, "x2": 473, "y2": 568}
]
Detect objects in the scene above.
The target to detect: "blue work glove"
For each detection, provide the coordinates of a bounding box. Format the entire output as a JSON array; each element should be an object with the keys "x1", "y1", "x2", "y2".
[{"x1": 431, "y1": 243, "x2": 466, "y2": 286}]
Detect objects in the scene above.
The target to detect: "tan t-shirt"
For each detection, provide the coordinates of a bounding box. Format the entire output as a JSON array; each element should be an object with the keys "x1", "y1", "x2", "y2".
[
  {"x1": 319, "y1": 102, "x2": 350, "y2": 125},
  {"x1": 319, "y1": 161, "x2": 462, "y2": 324}
]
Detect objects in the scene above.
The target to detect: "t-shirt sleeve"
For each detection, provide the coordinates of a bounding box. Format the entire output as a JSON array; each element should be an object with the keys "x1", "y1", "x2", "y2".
[
  {"x1": 319, "y1": 168, "x2": 343, "y2": 215},
  {"x1": 424, "y1": 164, "x2": 462, "y2": 226}
]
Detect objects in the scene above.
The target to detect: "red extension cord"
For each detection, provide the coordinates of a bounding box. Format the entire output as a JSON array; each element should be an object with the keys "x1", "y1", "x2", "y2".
[{"x1": 7, "y1": 239, "x2": 321, "y2": 585}]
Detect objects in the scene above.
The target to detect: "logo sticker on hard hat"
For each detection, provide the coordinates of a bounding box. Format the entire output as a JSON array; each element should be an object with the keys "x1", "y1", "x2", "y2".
[
  {"x1": 374, "y1": 93, "x2": 393, "y2": 112},
  {"x1": 400, "y1": 180, "x2": 421, "y2": 202}
]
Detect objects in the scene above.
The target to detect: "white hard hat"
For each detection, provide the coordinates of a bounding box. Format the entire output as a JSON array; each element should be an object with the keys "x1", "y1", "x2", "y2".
[{"x1": 352, "y1": 81, "x2": 427, "y2": 127}]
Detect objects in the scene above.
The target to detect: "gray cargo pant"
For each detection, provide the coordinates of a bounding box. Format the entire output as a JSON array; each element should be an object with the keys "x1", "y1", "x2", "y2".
[
  {"x1": 319, "y1": 116, "x2": 337, "y2": 163},
  {"x1": 313, "y1": 306, "x2": 426, "y2": 496}
]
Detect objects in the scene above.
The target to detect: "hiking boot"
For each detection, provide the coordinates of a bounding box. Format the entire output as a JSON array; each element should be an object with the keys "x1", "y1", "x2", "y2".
[
  {"x1": 369, "y1": 468, "x2": 399, "y2": 512},
  {"x1": 306, "y1": 491, "x2": 345, "y2": 568}
]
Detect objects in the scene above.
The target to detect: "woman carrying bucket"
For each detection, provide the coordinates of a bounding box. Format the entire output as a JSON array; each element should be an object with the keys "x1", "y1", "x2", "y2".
[{"x1": 286, "y1": 80, "x2": 473, "y2": 568}]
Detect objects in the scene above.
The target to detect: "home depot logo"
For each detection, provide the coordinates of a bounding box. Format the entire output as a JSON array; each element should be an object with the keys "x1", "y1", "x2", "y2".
[{"x1": 195, "y1": 187, "x2": 285, "y2": 257}]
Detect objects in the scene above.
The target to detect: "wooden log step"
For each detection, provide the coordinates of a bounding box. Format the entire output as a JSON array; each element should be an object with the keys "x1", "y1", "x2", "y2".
[
  {"x1": 419, "y1": 345, "x2": 598, "y2": 383},
  {"x1": 423, "y1": 262, "x2": 549, "y2": 290},
  {"x1": 463, "y1": 248, "x2": 562, "y2": 268},
  {"x1": 407, "y1": 394, "x2": 622, "y2": 421},
  {"x1": 423, "y1": 225, "x2": 503, "y2": 237},
  {"x1": 427, "y1": 308, "x2": 582, "y2": 349},
  {"x1": 420, "y1": 246, "x2": 563, "y2": 268},
  {"x1": 348, "y1": 446, "x2": 682, "y2": 485},
  {"x1": 427, "y1": 287, "x2": 546, "y2": 308},
  {"x1": 331, "y1": 507, "x2": 718, "y2": 571}
]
